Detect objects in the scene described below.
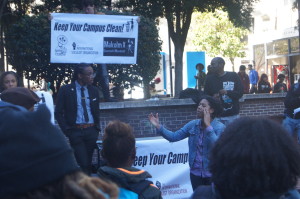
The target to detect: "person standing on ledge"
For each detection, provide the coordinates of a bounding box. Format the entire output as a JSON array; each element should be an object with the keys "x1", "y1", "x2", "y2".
[
  {"x1": 204, "y1": 57, "x2": 243, "y2": 126},
  {"x1": 237, "y1": 65, "x2": 250, "y2": 94},
  {"x1": 194, "y1": 63, "x2": 206, "y2": 91},
  {"x1": 282, "y1": 78, "x2": 300, "y2": 143},
  {"x1": 83, "y1": 0, "x2": 112, "y2": 102},
  {"x1": 248, "y1": 64, "x2": 259, "y2": 94},
  {"x1": 55, "y1": 64, "x2": 100, "y2": 175},
  {"x1": 273, "y1": 74, "x2": 287, "y2": 93}
]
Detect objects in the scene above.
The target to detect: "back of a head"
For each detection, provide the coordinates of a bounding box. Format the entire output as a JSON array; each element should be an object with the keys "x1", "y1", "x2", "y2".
[
  {"x1": 0, "y1": 105, "x2": 79, "y2": 198},
  {"x1": 239, "y1": 65, "x2": 246, "y2": 71},
  {"x1": 102, "y1": 121, "x2": 136, "y2": 168},
  {"x1": 210, "y1": 117, "x2": 300, "y2": 198},
  {"x1": 277, "y1": 74, "x2": 285, "y2": 80}
]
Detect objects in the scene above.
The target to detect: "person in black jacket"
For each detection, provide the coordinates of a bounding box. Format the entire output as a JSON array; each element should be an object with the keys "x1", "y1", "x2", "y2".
[
  {"x1": 0, "y1": 104, "x2": 118, "y2": 199},
  {"x1": 273, "y1": 74, "x2": 287, "y2": 93},
  {"x1": 55, "y1": 64, "x2": 100, "y2": 174},
  {"x1": 282, "y1": 79, "x2": 300, "y2": 143},
  {"x1": 204, "y1": 57, "x2": 243, "y2": 126},
  {"x1": 258, "y1": 73, "x2": 272, "y2": 93}
]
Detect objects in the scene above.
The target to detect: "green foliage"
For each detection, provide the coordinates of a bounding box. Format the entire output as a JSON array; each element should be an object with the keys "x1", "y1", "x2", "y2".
[
  {"x1": 191, "y1": 10, "x2": 248, "y2": 70},
  {"x1": 5, "y1": 14, "x2": 76, "y2": 93},
  {"x1": 4, "y1": 11, "x2": 161, "y2": 99},
  {"x1": 31, "y1": 0, "x2": 104, "y2": 14},
  {"x1": 100, "y1": 10, "x2": 162, "y2": 99}
]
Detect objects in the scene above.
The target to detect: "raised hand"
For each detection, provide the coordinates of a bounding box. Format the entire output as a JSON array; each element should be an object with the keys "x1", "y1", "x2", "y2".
[
  {"x1": 203, "y1": 108, "x2": 211, "y2": 128},
  {"x1": 148, "y1": 113, "x2": 160, "y2": 129}
]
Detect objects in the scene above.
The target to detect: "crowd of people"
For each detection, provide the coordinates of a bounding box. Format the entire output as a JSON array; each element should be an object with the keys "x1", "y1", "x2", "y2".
[
  {"x1": 1, "y1": 56, "x2": 300, "y2": 198},
  {"x1": 196, "y1": 62, "x2": 288, "y2": 94}
]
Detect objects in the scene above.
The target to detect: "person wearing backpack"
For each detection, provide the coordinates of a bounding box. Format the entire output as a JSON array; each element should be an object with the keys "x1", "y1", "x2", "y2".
[{"x1": 97, "y1": 120, "x2": 162, "y2": 199}]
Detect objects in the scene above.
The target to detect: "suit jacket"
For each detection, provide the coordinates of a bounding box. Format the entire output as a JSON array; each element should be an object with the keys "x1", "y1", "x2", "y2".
[{"x1": 55, "y1": 82, "x2": 100, "y2": 133}]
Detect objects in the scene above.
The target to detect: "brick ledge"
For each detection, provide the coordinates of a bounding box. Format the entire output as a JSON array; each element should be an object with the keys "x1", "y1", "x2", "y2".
[{"x1": 100, "y1": 93, "x2": 287, "y2": 110}]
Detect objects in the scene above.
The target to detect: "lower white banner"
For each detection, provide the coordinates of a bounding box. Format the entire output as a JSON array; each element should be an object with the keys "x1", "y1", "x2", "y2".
[{"x1": 134, "y1": 138, "x2": 193, "y2": 199}]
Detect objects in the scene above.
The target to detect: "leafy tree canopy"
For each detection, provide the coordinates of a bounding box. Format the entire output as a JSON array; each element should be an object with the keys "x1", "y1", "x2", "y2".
[
  {"x1": 5, "y1": 14, "x2": 75, "y2": 94},
  {"x1": 5, "y1": 11, "x2": 161, "y2": 99},
  {"x1": 100, "y1": 10, "x2": 162, "y2": 99},
  {"x1": 190, "y1": 10, "x2": 248, "y2": 71},
  {"x1": 114, "y1": 0, "x2": 257, "y2": 96}
]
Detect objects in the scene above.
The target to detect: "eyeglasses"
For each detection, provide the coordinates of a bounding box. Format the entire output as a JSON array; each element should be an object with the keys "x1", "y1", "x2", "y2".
[{"x1": 82, "y1": 73, "x2": 96, "y2": 78}]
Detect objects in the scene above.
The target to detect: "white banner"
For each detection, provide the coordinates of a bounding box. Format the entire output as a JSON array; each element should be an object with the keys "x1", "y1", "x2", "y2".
[
  {"x1": 50, "y1": 13, "x2": 138, "y2": 64},
  {"x1": 134, "y1": 138, "x2": 193, "y2": 199},
  {"x1": 34, "y1": 91, "x2": 55, "y2": 124}
]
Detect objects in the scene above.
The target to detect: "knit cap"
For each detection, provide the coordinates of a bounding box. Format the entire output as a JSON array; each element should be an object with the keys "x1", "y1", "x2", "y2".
[
  {"x1": 0, "y1": 104, "x2": 79, "y2": 198},
  {"x1": 0, "y1": 87, "x2": 40, "y2": 110}
]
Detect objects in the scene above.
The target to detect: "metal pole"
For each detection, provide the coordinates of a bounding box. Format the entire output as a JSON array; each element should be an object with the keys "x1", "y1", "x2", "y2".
[{"x1": 168, "y1": 28, "x2": 173, "y2": 97}]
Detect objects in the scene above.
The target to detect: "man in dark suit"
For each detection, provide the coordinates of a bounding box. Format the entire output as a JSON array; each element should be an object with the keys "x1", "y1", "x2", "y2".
[{"x1": 55, "y1": 64, "x2": 100, "y2": 174}]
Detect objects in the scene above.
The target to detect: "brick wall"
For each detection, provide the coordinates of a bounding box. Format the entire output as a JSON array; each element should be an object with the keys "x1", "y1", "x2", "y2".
[
  {"x1": 100, "y1": 104, "x2": 197, "y2": 138},
  {"x1": 99, "y1": 93, "x2": 286, "y2": 139},
  {"x1": 240, "y1": 98, "x2": 285, "y2": 117}
]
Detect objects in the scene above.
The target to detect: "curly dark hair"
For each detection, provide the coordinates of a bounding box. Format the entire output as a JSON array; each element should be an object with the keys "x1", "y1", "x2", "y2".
[
  {"x1": 0, "y1": 71, "x2": 19, "y2": 92},
  {"x1": 199, "y1": 95, "x2": 223, "y2": 119},
  {"x1": 72, "y1": 64, "x2": 92, "y2": 82},
  {"x1": 196, "y1": 63, "x2": 204, "y2": 70},
  {"x1": 210, "y1": 117, "x2": 300, "y2": 198},
  {"x1": 101, "y1": 121, "x2": 136, "y2": 168}
]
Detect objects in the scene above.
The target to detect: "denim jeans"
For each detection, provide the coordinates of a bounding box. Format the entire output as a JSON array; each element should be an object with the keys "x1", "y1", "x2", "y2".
[{"x1": 282, "y1": 116, "x2": 300, "y2": 143}]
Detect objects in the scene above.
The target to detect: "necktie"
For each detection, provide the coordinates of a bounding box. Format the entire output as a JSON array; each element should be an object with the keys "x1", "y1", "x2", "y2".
[{"x1": 81, "y1": 87, "x2": 89, "y2": 123}]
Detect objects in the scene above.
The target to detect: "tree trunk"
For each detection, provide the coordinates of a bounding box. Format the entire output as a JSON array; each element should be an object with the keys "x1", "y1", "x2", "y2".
[
  {"x1": 17, "y1": 69, "x2": 24, "y2": 87},
  {"x1": 0, "y1": 28, "x2": 4, "y2": 73},
  {"x1": 143, "y1": 80, "x2": 151, "y2": 99},
  {"x1": 230, "y1": 57, "x2": 235, "y2": 72},
  {"x1": 164, "y1": 3, "x2": 193, "y2": 98},
  {"x1": 173, "y1": 45, "x2": 184, "y2": 98}
]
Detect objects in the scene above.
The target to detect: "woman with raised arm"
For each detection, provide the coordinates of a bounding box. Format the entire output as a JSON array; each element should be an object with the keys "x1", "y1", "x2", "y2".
[{"x1": 148, "y1": 95, "x2": 225, "y2": 190}]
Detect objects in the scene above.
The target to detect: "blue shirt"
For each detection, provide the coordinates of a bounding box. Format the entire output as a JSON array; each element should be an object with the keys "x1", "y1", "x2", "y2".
[
  {"x1": 75, "y1": 81, "x2": 94, "y2": 124},
  {"x1": 249, "y1": 69, "x2": 259, "y2": 85}
]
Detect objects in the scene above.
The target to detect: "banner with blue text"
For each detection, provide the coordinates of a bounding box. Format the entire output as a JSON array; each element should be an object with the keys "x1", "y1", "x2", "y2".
[
  {"x1": 135, "y1": 138, "x2": 193, "y2": 199},
  {"x1": 50, "y1": 13, "x2": 138, "y2": 64}
]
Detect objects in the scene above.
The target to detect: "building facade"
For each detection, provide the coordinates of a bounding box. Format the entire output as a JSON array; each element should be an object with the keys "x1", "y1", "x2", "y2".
[{"x1": 248, "y1": 0, "x2": 300, "y2": 86}]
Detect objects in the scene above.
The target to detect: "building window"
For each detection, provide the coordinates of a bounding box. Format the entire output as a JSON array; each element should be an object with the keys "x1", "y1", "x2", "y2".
[
  {"x1": 267, "y1": 39, "x2": 288, "y2": 56},
  {"x1": 290, "y1": 37, "x2": 299, "y2": 53},
  {"x1": 254, "y1": 44, "x2": 265, "y2": 73}
]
